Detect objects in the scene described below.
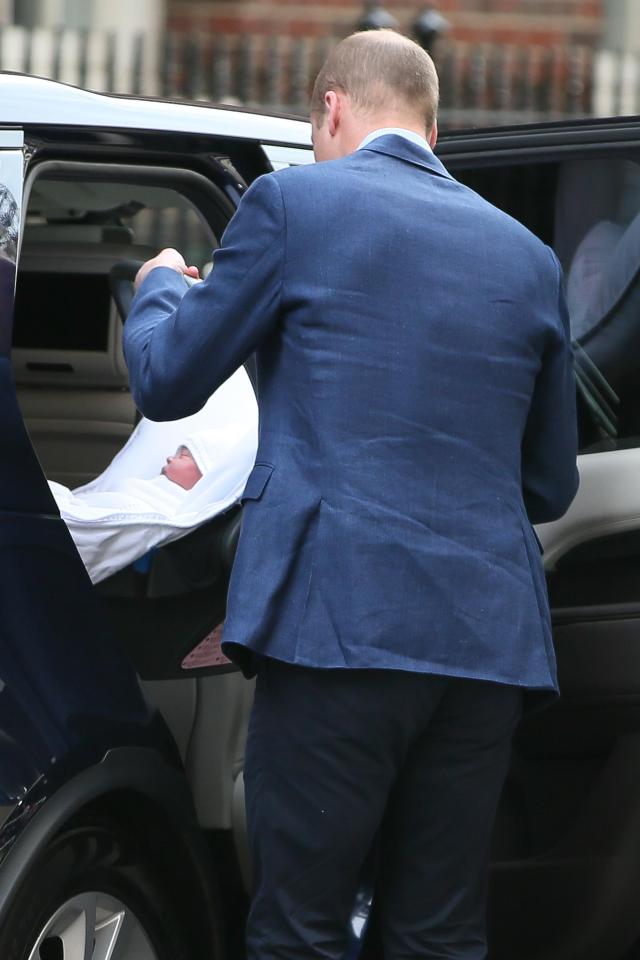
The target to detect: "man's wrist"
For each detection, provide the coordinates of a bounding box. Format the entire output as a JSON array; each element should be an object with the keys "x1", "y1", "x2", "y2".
[{"x1": 136, "y1": 261, "x2": 183, "y2": 289}]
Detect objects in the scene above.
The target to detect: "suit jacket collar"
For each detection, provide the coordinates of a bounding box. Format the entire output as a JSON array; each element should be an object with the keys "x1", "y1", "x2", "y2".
[{"x1": 360, "y1": 133, "x2": 454, "y2": 181}]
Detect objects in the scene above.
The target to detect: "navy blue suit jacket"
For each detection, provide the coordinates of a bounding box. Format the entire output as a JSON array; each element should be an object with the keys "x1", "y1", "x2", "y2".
[{"x1": 124, "y1": 135, "x2": 579, "y2": 691}]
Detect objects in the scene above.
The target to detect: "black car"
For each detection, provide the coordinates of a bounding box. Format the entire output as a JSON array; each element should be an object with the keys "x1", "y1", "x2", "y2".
[{"x1": 0, "y1": 72, "x2": 639, "y2": 960}]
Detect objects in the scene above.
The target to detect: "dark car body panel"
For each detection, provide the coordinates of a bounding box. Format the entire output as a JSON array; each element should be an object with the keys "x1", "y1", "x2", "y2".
[{"x1": 0, "y1": 103, "x2": 244, "y2": 922}]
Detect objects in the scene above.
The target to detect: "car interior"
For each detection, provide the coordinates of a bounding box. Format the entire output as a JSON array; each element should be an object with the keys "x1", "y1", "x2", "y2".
[
  {"x1": 12, "y1": 148, "x2": 640, "y2": 959},
  {"x1": 13, "y1": 164, "x2": 255, "y2": 901}
]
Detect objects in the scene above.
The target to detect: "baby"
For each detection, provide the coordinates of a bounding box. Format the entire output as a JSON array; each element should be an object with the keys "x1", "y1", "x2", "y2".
[
  {"x1": 161, "y1": 444, "x2": 203, "y2": 490},
  {"x1": 50, "y1": 433, "x2": 212, "y2": 520},
  {"x1": 45, "y1": 366, "x2": 259, "y2": 584}
]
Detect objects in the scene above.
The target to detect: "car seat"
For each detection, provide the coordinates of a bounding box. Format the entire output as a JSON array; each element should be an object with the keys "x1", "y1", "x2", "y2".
[
  {"x1": 94, "y1": 491, "x2": 253, "y2": 834},
  {"x1": 95, "y1": 504, "x2": 242, "y2": 679}
]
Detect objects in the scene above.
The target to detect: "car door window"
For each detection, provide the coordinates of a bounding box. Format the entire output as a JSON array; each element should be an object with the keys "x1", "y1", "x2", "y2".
[
  {"x1": 455, "y1": 154, "x2": 640, "y2": 453},
  {"x1": 14, "y1": 170, "x2": 219, "y2": 486},
  {"x1": 0, "y1": 140, "x2": 58, "y2": 514},
  {"x1": 554, "y1": 156, "x2": 640, "y2": 451}
]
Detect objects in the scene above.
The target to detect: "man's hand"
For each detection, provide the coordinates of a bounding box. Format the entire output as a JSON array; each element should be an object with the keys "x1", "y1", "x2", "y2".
[{"x1": 135, "y1": 248, "x2": 200, "y2": 289}]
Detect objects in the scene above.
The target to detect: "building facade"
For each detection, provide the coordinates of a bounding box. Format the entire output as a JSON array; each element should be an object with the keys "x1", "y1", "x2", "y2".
[
  {"x1": 8, "y1": 0, "x2": 165, "y2": 35},
  {"x1": 167, "y1": 1, "x2": 604, "y2": 48},
  {"x1": 3, "y1": 2, "x2": 640, "y2": 127}
]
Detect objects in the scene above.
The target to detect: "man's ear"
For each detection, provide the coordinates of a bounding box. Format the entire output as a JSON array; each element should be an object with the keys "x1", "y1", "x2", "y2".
[
  {"x1": 325, "y1": 91, "x2": 340, "y2": 138},
  {"x1": 428, "y1": 118, "x2": 438, "y2": 149}
]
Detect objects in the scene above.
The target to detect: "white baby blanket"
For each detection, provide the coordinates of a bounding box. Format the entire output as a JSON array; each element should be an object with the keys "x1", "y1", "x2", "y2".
[{"x1": 50, "y1": 367, "x2": 258, "y2": 584}]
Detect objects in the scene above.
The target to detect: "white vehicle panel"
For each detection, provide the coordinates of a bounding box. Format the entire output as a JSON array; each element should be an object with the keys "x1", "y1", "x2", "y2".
[
  {"x1": 0, "y1": 74, "x2": 312, "y2": 147},
  {"x1": 262, "y1": 144, "x2": 314, "y2": 170},
  {"x1": 538, "y1": 449, "x2": 640, "y2": 568}
]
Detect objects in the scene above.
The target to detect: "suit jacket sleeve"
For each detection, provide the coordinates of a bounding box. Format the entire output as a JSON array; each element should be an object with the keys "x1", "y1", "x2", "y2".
[
  {"x1": 521, "y1": 248, "x2": 580, "y2": 524},
  {"x1": 123, "y1": 173, "x2": 285, "y2": 421}
]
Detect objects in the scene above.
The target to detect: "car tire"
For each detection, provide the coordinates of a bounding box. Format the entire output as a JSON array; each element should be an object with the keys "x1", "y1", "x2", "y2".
[{"x1": 0, "y1": 814, "x2": 197, "y2": 960}]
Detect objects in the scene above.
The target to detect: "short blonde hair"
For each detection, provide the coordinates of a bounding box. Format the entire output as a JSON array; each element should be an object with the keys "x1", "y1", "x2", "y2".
[{"x1": 310, "y1": 30, "x2": 439, "y2": 135}]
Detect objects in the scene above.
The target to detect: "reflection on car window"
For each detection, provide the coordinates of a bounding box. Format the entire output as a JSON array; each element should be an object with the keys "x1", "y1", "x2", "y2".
[
  {"x1": 0, "y1": 185, "x2": 18, "y2": 261},
  {"x1": 555, "y1": 157, "x2": 640, "y2": 452},
  {"x1": 0, "y1": 185, "x2": 19, "y2": 356},
  {"x1": 120, "y1": 200, "x2": 217, "y2": 268},
  {"x1": 13, "y1": 177, "x2": 217, "y2": 384},
  {"x1": 24, "y1": 180, "x2": 216, "y2": 268}
]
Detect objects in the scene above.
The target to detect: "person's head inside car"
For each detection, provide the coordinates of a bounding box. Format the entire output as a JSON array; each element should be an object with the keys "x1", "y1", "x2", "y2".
[
  {"x1": 310, "y1": 29, "x2": 439, "y2": 163},
  {"x1": 161, "y1": 445, "x2": 203, "y2": 490}
]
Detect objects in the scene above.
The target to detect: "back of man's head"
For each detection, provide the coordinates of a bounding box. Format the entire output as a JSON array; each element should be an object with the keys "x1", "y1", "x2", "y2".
[{"x1": 311, "y1": 30, "x2": 439, "y2": 136}]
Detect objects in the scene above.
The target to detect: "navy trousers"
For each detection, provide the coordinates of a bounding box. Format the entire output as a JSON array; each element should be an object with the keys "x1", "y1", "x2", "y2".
[{"x1": 244, "y1": 659, "x2": 522, "y2": 960}]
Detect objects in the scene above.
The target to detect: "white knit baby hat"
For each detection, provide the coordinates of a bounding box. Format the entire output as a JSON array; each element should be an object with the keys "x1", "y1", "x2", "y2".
[{"x1": 182, "y1": 430, "x2": 218, "y2": 476}]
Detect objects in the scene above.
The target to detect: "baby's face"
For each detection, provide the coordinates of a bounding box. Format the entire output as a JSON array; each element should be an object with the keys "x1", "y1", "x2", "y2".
[{"x1": 162, "y1": 446, "x2": 203, "y2": 490}]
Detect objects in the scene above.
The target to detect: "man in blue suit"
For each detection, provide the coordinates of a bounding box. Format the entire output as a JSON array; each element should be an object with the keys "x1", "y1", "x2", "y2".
[{"x1": 125, "y1": 29, "x2": 578, "y2": 960}]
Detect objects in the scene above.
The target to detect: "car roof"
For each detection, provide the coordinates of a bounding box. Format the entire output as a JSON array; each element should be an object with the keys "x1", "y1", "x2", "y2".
[{"x1": 0, "y1": 72, "x2": 313, "y2": 147}]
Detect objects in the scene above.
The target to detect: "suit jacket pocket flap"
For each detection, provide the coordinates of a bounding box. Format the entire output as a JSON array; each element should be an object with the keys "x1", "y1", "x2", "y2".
[{"x1": 241, "y1": 463, "x2": 274, "y2": 502}]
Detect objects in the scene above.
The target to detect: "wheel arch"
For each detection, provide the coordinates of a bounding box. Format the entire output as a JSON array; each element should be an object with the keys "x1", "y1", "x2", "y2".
[{"x1": 0, "y1": 746, "x2": 222, "y2": 955}]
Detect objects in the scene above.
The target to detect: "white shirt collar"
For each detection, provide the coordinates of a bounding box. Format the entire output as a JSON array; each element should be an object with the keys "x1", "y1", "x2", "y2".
[{"x1": 357, "y1": 127, "x2": 432, "y2": 153}]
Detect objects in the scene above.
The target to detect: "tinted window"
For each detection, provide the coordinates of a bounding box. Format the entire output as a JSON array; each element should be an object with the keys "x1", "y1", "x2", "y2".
[
  {"x1": 24, "y1": 180, "x2": 216, "y2": 268},
  {"x1": 458, "y1": 156, "x2": 640, "y2": 453},
  {"x1": 554, "y1": 157, "x2": 640, "y2": 452}
]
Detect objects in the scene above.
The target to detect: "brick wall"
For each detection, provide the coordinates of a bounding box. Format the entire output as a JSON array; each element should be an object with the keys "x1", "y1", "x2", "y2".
[{"x1": 167, "y1": 0, "x2": 604, "y2": 48}]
